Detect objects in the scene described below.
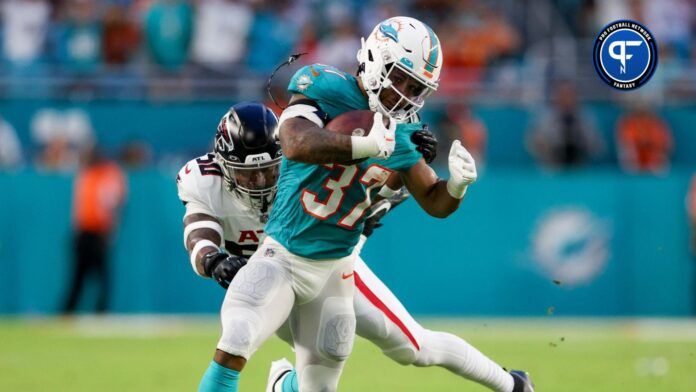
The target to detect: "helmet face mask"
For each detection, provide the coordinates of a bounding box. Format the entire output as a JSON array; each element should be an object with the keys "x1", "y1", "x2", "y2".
[
  {"x1": 216, "y1": 154, "x2": 281, "y2": 210},
  {"x1": 213, "y1": 102, "x2": 282, "y2": 211},
  {"x1": 376, "y1": 62, "x2": 436, "y2": 118},
  {"x1": 357, "y1": 16, "x2": 442, "y2": 121}
]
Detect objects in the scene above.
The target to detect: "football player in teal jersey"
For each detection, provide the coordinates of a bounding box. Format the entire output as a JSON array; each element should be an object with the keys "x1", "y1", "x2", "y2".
[{"x1": 198, "y1": 16, "x2": 532, "y2": 392}]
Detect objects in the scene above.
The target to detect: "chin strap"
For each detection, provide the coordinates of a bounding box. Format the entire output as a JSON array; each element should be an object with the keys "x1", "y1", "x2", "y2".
[
  {"x1": 260, "y1": 195, "x2": 270, "y2": 214},
  {"x1": 367, "y1": 93, "x2": 381, "y2": 114},
  {"x1": 267, "y1": 52, "x2": 308, "y2": 110},
  {"x1": 231, "y1": 187, "x2": 273, "y2": 217}
]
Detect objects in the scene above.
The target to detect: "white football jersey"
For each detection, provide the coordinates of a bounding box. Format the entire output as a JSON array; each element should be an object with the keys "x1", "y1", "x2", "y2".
[{"x1": 177, "y1": 153, "x2": 268, "y2": 257}]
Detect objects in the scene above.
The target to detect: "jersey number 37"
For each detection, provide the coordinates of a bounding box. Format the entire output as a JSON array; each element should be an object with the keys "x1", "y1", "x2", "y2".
[{"x1": 301, "y1": 164, "x2": 393, "y2": 229}]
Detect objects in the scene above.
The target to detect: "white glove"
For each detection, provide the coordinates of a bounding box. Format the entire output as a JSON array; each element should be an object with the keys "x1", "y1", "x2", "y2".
[
  {"x1": 446, "y1": 140, "x2": 477, "y2": 199},
  {"x1": 351, "y1": 112, "x2": 396, "y2": 160}
]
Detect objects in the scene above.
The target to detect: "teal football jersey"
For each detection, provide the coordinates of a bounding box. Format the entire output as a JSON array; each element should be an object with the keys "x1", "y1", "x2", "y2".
[{"x1": 265, "y1": 64, "x2": 423, "y2": 259}]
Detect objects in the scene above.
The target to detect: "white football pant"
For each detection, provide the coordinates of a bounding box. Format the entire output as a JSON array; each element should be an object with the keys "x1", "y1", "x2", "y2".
[{"x1": 217, "y1": 236, "x2": 356, "y2": 392}]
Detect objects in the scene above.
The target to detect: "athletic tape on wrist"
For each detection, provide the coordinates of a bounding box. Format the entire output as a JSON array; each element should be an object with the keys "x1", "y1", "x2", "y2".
[
  {"x1": 446, "y1": 179, "x2": 468, "y2": 199},
  {"x1": 190, "y1": 240, "x2": 218, "y2": 276},
  {"x1": 351, "y1": 135, "x2": 379, "y2": 160},
  {"x1": 377, "y1": 184, "x2": 400, "y2": 199},
  {"x1": 183, "y1": 220, "x2": 223, "y2": 248}
]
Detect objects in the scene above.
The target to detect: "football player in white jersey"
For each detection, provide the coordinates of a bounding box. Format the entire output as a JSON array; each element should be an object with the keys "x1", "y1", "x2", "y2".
[
  {"x1": 177, "y1": 103, "x2": 279, "y2": 287},
  {"x1": 178, "y1": 102, "x2": 533, "y2": 392}
]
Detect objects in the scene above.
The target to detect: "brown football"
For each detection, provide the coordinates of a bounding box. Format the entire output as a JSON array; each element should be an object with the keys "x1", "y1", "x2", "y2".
[
  {"x1": 325, "y1": 110, "x2": 386, "y2": 164},
  {"x1": 325, "y1": 110, "x2": 376, "y2": 137}
]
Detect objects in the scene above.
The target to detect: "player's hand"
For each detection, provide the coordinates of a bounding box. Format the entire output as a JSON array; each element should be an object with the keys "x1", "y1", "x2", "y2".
[
  {"x1": 411, "y1": 125, "x2": 438, "y2": 164},
  {"x1": 362, "y1": 187, "x2": 411, "y2": 237},
  {"x1": 351, "y1": 112, "x2": 395, "y2": 160},
  {"x1": 201, "y1": 251, "x2": 248, "y2": 289},
  {"x1": 362, "y1": 200, "x2": 391, "y2": 237},
  {"x1": 368, "y1": 112, "x2": 396, "y2": 160},
  {"x1": 446, "y1": 140, "x2": 477, "y2": 199}
]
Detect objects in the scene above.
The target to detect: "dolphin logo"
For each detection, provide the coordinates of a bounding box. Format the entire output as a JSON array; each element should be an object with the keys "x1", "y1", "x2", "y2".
[{"x1": 379, "y1": 23, "x2": 399, "y2": 42}]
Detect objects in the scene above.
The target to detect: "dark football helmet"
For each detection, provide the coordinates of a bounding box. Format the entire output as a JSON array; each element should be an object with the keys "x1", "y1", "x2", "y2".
[{"x1": 214, "y1": 102, "x2": 282, "y2": 211}]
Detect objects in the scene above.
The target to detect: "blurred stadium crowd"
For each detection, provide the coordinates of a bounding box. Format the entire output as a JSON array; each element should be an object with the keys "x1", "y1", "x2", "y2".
[
  {"x1": 0, "y1": 0, "x2": 694, "y2": 178},
  {"x1": 1, "y1": 0, "x2": 695, "y2": 96},
  {"x1": 0, "y1": 0, "x2": 695, "y2": 317}
]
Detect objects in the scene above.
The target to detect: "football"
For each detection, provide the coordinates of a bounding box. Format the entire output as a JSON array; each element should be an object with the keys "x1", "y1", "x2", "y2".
[
  {"x1": 325, "y1": 110, "x2": 385, "y2": 164},
  {"x1": 325, "y1": 110, "x2": 379, "y2": 137}
]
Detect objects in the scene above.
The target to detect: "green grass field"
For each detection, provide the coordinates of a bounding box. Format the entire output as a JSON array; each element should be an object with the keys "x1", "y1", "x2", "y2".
[{"x1": 1, "y1": 317, "x2": 695, "y2": 391}]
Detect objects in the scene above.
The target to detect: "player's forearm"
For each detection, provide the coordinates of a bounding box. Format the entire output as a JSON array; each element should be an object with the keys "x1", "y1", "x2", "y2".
[
  {"x1": 187, "y1": 232, "x2": 220, "y2": 276},
  {"x1": 373, "y1": 173, "x2": 404, "y2": 204},
  {"x1": 183, "y1": 213, "x2": 223, "y2": 276},
  {"x1": 415, "y1": 180, "x2": 462, "y2": 218},
  {"x1": 279, "y1": 118, "x2": 353, "y2": 163},
  {"x1": 401, "y1": 161, "x2": 463, "y2": 218}
]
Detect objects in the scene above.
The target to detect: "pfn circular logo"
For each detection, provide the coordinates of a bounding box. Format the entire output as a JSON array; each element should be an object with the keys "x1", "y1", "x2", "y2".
[{"x1": 593, "y1": 20, "x2": 658, "y2": 90}]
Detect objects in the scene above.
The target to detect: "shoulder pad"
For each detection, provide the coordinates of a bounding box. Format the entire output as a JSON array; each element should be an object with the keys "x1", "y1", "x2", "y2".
[{"x1": 176, "y1": 153, "x2": 224, "y2": 207}]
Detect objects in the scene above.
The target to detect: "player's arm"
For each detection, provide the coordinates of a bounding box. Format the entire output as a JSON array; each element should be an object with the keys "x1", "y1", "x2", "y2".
[
  {"x1": 361, "y1": 126, "x2": 440, "y2": 238},
  {"x1": 364, "y1": 176, "x2": 411, "y2": 237},
  {"x1": 379, "y1": 173, "x2": 405, "y2": 199},
  {"x1": 279, "y1": 94, "x2": 351, "y2": 163},
  {"x1": 183, "y1": 211, "x2": 246, "y2": 289},
  {"x1": 366, "y1": 126, "x2": 437, "y2": 232},
  {"x1": 278, "y1": 94, "x2": 395, "y2": 163},
  {"x1": 372, "y1": 126, "x2": 437, "y2": 204},
  {"x1": 183, "y1": 212, "x2": 223, "y2": 276},
  {"x1": 400, "y1": 141, "x2": 477, "y2": 218}
]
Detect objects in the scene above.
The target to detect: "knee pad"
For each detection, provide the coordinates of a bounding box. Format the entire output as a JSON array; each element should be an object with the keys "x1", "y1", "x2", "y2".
[
  {"x1": 217, "y1": 309, "x2": 261, "y2": 359},
  {"x1": 382, "y1": 344, "x2": 419, "y2": 366},
  {"x1": 317, "y1": 299, "x2": 355, "y2": 362},
  {"x1": 229, "y1": 261, "x2": 280, "y2": 306},
  {"x1": 407, "y1": 329, "x2": 439, "y2": 367},
  {"x1": 319, "y1": 313, "x2": 355, "y2": 361},
  {"x1": 366, "y1": 319, "x2": 424, "y2": 366},
  {"x1": 380, "y1": 326, "x2": 429, "y2": 366}
]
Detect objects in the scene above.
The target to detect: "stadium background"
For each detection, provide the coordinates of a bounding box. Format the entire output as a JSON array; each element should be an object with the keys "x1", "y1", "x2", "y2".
[{"x1": 1, "y1": 0, "x2": 695, "y2": 391}]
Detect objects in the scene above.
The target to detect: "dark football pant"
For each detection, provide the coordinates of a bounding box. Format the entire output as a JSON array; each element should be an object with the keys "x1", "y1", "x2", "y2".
[{"x1": 63, "y1": 231, "x2": 110, "y2": 313}]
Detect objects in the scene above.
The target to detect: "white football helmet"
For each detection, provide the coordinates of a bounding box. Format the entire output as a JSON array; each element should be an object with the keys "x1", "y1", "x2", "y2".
[{"x1": 357, "y1": 16, "x2": 443, "y2": 121}]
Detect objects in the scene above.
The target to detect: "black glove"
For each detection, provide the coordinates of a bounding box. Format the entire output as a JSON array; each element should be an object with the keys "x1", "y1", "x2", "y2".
[
  {"x1": 411, "y1": 125, "x2": 438, "y2": 164},
  {"x1": 201, "y1": 251, "x2": 248, "y2": 289},
  {"x1": 362, "y1": 187, "x2": 411, "y2": 237},
  {"x1": 362, "y1": 200, "x2": 390, "y2": 237}
]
